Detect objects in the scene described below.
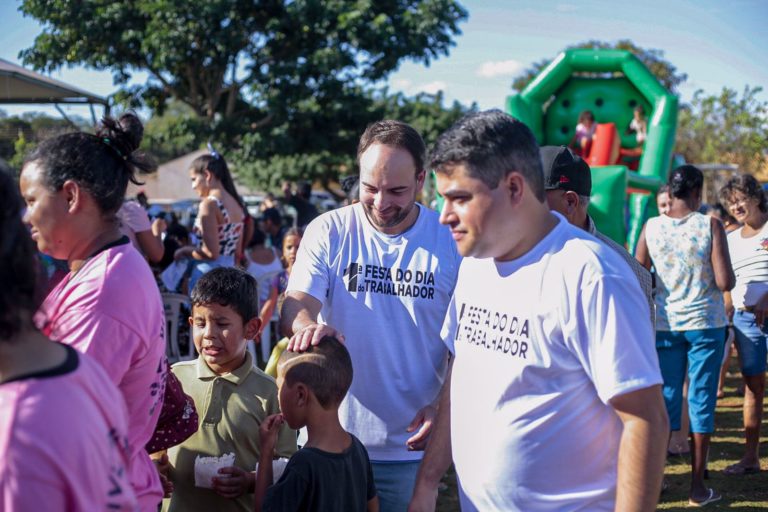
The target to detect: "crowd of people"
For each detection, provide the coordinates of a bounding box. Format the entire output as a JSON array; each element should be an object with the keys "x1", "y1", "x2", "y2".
[{"x1": 1, "y1": 108, "x2": 766, "y2": 512}]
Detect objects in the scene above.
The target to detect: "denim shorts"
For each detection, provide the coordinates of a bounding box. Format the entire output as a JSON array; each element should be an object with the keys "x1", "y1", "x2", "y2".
[
  {"x1": 732, "y1": 309, "x2": 768, "y2": 376},
  {"x1": 656, "y1": 327, "x2": 725, "y2": 433}
]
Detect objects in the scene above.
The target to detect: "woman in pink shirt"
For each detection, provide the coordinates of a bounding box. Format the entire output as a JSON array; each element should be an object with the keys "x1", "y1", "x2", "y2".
[
  {"x1": 0, "y1": 168, "x2": 137, "y2": 511},
  {"x1": 19, "y1": 113, "x2": 166, "y2": 511}
]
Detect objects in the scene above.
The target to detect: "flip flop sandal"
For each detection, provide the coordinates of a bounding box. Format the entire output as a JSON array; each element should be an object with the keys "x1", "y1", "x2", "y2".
[
  {"x1": 688, "y1": 488, "x2": 722, "y2": 507},
  {"x1": 723, "y1": 462, "x2": 760, "y2": 475}
]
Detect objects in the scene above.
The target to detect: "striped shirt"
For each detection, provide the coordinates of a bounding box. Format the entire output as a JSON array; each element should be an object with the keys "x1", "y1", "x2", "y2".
[
  {"x1": 727, "y1": 222, "x2": 768, "y2": 309},
  {"x1": 587, "y1": 216, "x2": 655, "y2": 328}
]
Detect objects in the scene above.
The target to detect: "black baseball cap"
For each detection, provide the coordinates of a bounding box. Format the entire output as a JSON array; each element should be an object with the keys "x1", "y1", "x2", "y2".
[{"x1": 540, "y1": 146, "x2": 592, "y2": 196}]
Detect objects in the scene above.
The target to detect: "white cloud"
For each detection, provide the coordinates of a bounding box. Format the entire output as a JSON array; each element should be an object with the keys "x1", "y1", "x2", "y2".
[
  {"x1": 476, "y1": 59, "x2": 524, "y2": 79},
  {"x1": 415, "y1": 81, "x2": 447, "y2": 95}
]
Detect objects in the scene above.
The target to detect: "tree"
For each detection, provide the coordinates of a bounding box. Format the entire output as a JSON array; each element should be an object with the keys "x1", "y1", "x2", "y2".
[
  {"x1": 20, "y1": 0, "x2": 467, "y2": 190},
  {"x1": 676, "y1": 86, "x2": 768, "y2": 174},
  {"x1": 232, "y1": 89, "x2": 472, "y2": 195},
  {"x1": 512, "y1": 40, "x2": 687, "y2": 94},
  {"x1": 20, "y1": 0, "x2": 467, "y2": 121}
]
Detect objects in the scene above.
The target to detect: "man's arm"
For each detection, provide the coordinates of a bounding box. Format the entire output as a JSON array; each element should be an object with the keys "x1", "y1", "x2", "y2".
[
  {"x1": 279, "y1": 291, "x2": 344, "y2": 351},
  {"x1": 609, "y1": 385, "x2": 669, "y2": 512},
  {"x1": 408, "y1": 359, "x2": 453, "y2": 512}
]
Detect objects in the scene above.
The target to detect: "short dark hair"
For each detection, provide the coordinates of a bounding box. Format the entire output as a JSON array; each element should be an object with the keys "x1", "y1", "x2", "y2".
[
  {"x1": 668, "y1": 164, "x2": 703, "y2": 200},
  {"x1": 261, "y1": 207, "x2": 282, "y2": 226},
  {"x1": 0, "y1": 169, "x2": 44, "y2": 340},
  {"x1": 719, "y1": 173, "x2": 768, "y2": 213},
  {"x1": 656, "y1": 184, "x2": 669, "y2": 197},
  {"x1": 357, "y1": 120, "x2": 426, "y2": 174},
  {"x1": 190, "y1": 267, "x2": 258, "y2": 323},
  {"x1": 429, "y1": 110, "x2": 544, "y2": 199},
  {"x1": 278, "y1": 336, "x2": 353, "y2": 409},
  {"x1": 25, "y1": 113, "x2": 156, "y2": 215}
]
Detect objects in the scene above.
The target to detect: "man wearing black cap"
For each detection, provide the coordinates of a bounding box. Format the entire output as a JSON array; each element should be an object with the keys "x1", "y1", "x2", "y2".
[
  {"x1": 540, "y1": 145, "x2": 654, "y2": 326},
  {"x1": 410, "y1": 111, "x2": 667, "y2": 512}
]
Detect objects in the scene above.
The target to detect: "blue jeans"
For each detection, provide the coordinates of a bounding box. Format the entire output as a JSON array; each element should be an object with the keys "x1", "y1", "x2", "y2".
[
  {"x1": 371, "y1": 460, "x2": 421, "y2": 512},
  {"x1": 733, "y1": 309, "x2": 768, "y2": 376},
  {"x1": 656, "y1": 328, "x2": 725, "y2": 433}
]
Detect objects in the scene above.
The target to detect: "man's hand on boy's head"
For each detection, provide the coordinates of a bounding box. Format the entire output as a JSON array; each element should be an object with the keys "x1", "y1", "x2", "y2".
[
  {"x1": 212, "y1": 466, "x2": 253, "y2": 498},
  {"x1": 287, "y1": 322, "x2": 345, "y2": 352},
  {"x1": 259, "y1": 413, "x2": 285, "y2": 454}
]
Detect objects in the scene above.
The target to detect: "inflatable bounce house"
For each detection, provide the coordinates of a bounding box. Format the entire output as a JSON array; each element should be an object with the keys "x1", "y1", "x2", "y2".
[{"x1": 507, "y1": 49, "x2": 678, "y2": 252}]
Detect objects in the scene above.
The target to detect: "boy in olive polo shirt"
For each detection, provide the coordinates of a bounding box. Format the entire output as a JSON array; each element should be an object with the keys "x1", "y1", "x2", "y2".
[{"x1": 163, "y1": 268, "x2": 296, "y2": 512}]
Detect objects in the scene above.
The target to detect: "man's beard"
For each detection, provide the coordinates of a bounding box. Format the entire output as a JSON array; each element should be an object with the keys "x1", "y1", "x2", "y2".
[{"x1": 362, "y1": 201, "x2": 415, "y2": 231}]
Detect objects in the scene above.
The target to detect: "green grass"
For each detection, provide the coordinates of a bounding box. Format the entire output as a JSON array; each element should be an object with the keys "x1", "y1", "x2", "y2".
[{"x1": 435, "y1": 358, "x2": 768, "y2": 511}]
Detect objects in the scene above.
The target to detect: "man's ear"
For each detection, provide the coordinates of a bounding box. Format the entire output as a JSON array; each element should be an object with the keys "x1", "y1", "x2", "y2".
[
  {"x1": 415, "y1": 170, "x2": 427, "y2": 189},
  {"x1": 245, "y1": 316, "x2": 262, "y2": 340},
  {"x1": 564, "y1": 191, "x2": 580, "y2": 214},
  {"x1": 504, "y1": 172, "x2": 526, "y2": 205}
]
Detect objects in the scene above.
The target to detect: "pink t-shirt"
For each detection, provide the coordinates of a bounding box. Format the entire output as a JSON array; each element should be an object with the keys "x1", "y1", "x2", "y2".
[
  {"x1": 0, "y1": 346, "x2": 137, "y2": 511},
  {"x1": 37, "y1": 239, "x2": 166, "y2": 510},
  {"x1": 118, "y1": 200, "x2": 152, "y2": 250}
]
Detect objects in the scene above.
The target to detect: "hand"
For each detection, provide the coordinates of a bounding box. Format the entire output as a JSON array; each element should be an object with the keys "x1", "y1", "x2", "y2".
[
  {"x1": 753, "y1": 292, "x2": 768, "y2": 326},
  {"x1": 152, "y1": 453, "x2": 174, "y2": 498},
  {"x1": 212, "y1": 466, "x2": 253, "y2": 498},
  {"x1": 406, "y1": 405, "x2": 437, "y2": 451},
  {"x1": 151, "y1": 217, "x2": 167, "y2": 237},
  {"x1": 259, "y1": 413, "x2": 285, "y2": 455},
  {"x1": 174, "y1": 246, "x2": 193, "y2": 261},
  {"x1": 287, "y1": 322, "x2": 344, "y2": 352}
]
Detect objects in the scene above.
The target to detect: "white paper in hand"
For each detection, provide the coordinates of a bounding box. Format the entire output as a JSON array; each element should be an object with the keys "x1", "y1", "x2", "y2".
[
  {"x1": 194, "y1": 452, "x2": 236, "y2": 489},
  {"x1": 254, "y1": 458, "x2": 290, "y2": 484}
]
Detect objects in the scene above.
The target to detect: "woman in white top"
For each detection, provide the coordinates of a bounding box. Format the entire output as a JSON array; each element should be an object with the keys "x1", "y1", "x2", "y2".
[
  {"x1": 719, "y1": 173, "x2": 768, "y2": 475},
  {"x1": 246, "y1": 228, "x2": 283, "y2": 366}
]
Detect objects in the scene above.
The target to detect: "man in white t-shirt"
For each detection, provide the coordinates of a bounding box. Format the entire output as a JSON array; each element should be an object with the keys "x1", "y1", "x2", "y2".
[
  {"x1": 409, "y1": 110, "x2": 668, "y2": 512},
  {"x1": 281, "y1": 120, "x2": 461, "y2": 511}
]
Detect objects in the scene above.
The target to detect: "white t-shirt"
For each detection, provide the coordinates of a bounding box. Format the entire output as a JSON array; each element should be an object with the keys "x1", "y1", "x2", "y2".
[
  {"x1": 288, "y1": 202, "x2": 461, "y2": 461},
  {"x1": 727, "y1": 222, "x2": 768, "y2": 309},
  {"x1": 443, "y1": 214, "x2": 661, "y2": 511}
]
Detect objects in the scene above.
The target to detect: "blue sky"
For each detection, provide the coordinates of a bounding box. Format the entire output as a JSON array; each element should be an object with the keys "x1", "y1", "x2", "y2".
[{"x1": 1, "y1": 0, "x2": 766, "y2": 118}]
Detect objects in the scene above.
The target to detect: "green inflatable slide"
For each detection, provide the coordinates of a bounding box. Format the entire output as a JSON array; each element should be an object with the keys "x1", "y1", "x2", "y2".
[{"x1": 507, "y1": 49, "x2": 678, "y2": 252}]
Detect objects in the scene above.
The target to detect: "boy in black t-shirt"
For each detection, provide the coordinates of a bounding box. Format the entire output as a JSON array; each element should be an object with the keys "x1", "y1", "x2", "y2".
[{"x1": 255, "y1": 336, "x2": 378, "y2": 511}]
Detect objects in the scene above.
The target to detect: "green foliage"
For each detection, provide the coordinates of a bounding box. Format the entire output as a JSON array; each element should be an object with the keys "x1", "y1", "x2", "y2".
[
  {"x1": 20, "y1": 0, "x2": 468, "y2": 188},
  {"x1": 230, "y1": 90, "x2": 471, "y2": 194},
  {"x1": 9, "y1": 132, "x2": 36, "y2": 169},
  {"x1": 20, "y1": 0, "x2": 467, "y2": 120},
  {"x1": 676, "y1": 86, "x2": 768, "y2": 173},
  {"x1": 512, "y1": 40, "x2": 688, "y2": 94},
  {"x1": 0, "y1": 113, "x2": 82, "y2": 170}
]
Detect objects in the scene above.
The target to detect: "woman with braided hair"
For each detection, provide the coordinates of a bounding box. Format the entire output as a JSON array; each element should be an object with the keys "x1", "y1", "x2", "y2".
[{"x1": 19, "y1": 113, "x2": 166, "y2": 510}]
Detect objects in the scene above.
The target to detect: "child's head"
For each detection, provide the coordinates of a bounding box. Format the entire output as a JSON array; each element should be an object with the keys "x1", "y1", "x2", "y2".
[
  {"x1": 276, "y1": 336, "x2": 353, "y2": 429},
  {"x1": 282, "y1": 228, "x2": 303, "y2": 269},
  {"x1": 656, "y1": 184, "x2": 671, "y2": 216},
  {"x1": 578, "y1": 110, "x2": 595, "y2": 126},
  {"x1": 634, "y1": 105, "x2": 645, "y2": 120},
  {"x1": 189, "y1": 267, "x2": 261, "y2": 374}
]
